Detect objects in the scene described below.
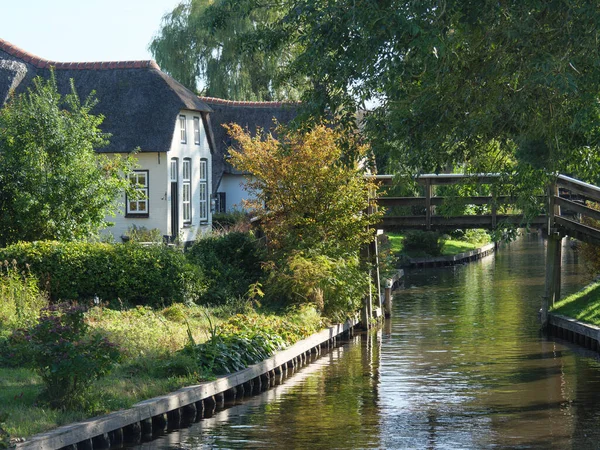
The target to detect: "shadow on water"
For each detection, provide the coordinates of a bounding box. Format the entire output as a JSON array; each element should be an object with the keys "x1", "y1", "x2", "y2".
[{"x1": 129, "y1": 235, "x2": 600, "y2": 449}]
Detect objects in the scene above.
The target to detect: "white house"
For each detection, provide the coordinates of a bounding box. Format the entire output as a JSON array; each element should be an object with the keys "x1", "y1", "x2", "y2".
[{"x1": 0, "y1": 38, "x2": 215, "y2": 243}]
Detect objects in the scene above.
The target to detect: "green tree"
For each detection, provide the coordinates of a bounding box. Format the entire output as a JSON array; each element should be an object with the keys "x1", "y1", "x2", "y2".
[
  {"x1": 0, "y1": 74, "x2": 136, "y2": 246},
  {"x1": 227, "y1": 122, "x2": 381, "y2": 318},
  {"x1": 181, "y1": 1, "x2": 600, "y2": 185},
  {"x1": 150, "y1": 0, "x2": 305, "y2": 100}
]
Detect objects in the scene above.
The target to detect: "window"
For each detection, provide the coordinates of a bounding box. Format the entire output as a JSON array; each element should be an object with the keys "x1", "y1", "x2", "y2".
[
  {"x1": 182, "y1": 158, "x2": 191, "y2": 224},
  {"x1": 193, "y1": 116, "x2": 201, "y2": 145},
  {"x1": 127, "y1": 171, "x2": 149, "y2": 216},
  {"x1": 170, "y1": 158, "x2": 178, "y2": 183},
  {"x1": 199, "y1": 159, "x2": 208, "y2": 222},
  {"x1": 179, "y1": 115, "x2": 186, "y2": 143}
]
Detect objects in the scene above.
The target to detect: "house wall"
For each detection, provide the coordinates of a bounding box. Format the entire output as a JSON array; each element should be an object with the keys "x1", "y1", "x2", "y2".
[
  {"x1": 103, "y1": 110, "x2": 212, "y2": 243},
  {"x1": 219, "y1": 173, "x2": 256, "y2": 212},
  {"x1": 103, "y1": 151, "x2": 168, "y2": 241},
  {"x1": 166, "y1": 110, "x2": 213, "y2": 242}
]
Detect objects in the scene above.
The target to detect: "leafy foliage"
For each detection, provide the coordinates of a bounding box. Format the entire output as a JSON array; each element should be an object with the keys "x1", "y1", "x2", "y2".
[
  {"x1": 186, "y1": 231, "x2": 266, "y2": 305},
  {"x1": 402, "y1": 231, "x2": 443, "y2": 257},
  {"x1": 227, "y1": 123, "x2": 380, "y2": 255},
  {"x1": 0, "y1": 412, "x2": 9, "y2": 449},
  {"x1": 0, "y1": 261, "x2": 47, "y2": 333},
  {"x1": 150, "y1": 0, "x2": 304, "y2": 100},
  {"x1": 227, "y1": 122, "x2": 381, "y2": 316},
  {"x1": 170, "y1": 1, "x2": 600, "y2": 217},
  {"x1": 0, "y1": 241, "x2": 205, "y2": 306},
  {"x1": 0, "y1": 72, "x2": 136, "y2": 246},
  {"x1": 8, "y1": 303, "x2": 120, "y2": 409},
  {"x1": 184, "y1": 312, "x2": 318, "y2": 375}
]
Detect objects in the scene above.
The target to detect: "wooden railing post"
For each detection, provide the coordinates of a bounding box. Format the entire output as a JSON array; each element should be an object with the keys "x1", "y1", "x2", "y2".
[
  {"x1": 425, "y1": 178, "x2": 432, "y2": 231},
  {"x1": 547, "y1": 180, "x2": 557, "y2": 232},
  {"x1": 491, "y1": 186, "x2": 497, "y2": 229}
]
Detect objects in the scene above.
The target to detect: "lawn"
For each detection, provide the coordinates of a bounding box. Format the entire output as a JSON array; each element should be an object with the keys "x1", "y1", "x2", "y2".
[
  {"x1": 0, "y1": 303, "x2": 323, "y2": 439},
  {"x1": 551, "y1": 280, "x2": 600, "y2": 327},
  {"x1": 386, "y1": 232, "x2": 482, "y2": 258}
]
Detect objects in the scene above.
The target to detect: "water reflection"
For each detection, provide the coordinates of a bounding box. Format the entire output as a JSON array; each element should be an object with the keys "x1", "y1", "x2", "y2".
[{"x1": 132, "y1": 235, "x2": 600, "y2": 449}]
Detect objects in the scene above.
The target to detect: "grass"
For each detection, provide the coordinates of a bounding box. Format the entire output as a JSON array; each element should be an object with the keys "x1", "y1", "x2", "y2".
[
  {"x1": 0, "y1": 302, "x2": 324, "y2": 439},
  {"x1": 551, "y1": 280, "x2": 600, "y2": 327},
  {"x1": 441, "y1": 239, "x2": 479, "y2": 256},
  {"x1": 386, "y1": 232, "x2": 483, "y2": 258}
]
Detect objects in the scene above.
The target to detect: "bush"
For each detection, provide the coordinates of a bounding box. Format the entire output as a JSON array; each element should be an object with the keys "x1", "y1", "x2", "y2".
[
  {"x1": 263, "y1": 251, "x2": 369, "y2": 321},
  {"x1": 0, "y1": 241, "x2": 205, "y2": 307},
  {"x1": 8, "y1": 303, "x2": 120, "y2": 408},
  {"x1": 123, "y1": 225, "x2": 164, "y2": 243},
  {"x1": 211, "y1": 210, "x2": 249, "y2": 231},
  {"x1": 402, "y1": 230, "x2": 443, "y2": 256},
  {"x1": 0, "y1": 260, "x2": 47, "y2": 333},
  {"x1": 186, "y1": 232, "x2": 265, "y2": 305},
  {"x1": 184, "y1": 313, "x2": 315, "y2": 375}
]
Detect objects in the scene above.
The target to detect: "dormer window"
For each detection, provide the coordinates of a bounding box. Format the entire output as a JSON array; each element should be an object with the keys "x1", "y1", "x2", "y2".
[
  {"x1": 194, "y1": 116, "x2": 201, "y2": 145},
  {"x1": 179, "y1": 115, "x2": 187, "y2": 143}
]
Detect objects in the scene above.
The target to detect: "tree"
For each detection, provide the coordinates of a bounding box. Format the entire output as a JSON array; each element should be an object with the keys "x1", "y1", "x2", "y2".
[
  {"x1": 150, "y1": 0, "x2": 305, "y2": 101},
  {"x1": 181, "y1": 1, "x2": 600, "y2": 186},
  {"x1": 226, "y1": 123, "x2": 381, "y2": 318},
  {"x1": 0, "y1": 74, "x2": 136, "y2": 246}
]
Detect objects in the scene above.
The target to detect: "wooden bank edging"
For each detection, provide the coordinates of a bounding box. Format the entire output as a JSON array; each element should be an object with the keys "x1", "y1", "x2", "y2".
[
  {"x1": 15, "y1": 318, "x2": 359, "y2": 450},
  {"x1": 547, "y1": 313, "x2": 600, "y2": 352},
  {"x1": 407, "y1": 242, "x2": 496, "y2": 268}
]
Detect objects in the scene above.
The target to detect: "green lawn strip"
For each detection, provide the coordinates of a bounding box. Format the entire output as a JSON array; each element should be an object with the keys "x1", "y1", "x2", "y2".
[
  {"x1": 1, "y1": 304, "x2": 324, "y2": 439},
  {"x1": 441, "y1": 239, "x2": 478, "y2": 256},
  {"x1": 385, "y1": 232, "x2": 483, "y2": 258},
  {"x1": 551, "y1": 280, "x2": 600, "y2": 327}
]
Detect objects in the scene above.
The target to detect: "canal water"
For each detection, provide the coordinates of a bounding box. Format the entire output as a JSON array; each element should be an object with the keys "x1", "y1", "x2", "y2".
[{"x1": 132, "y1": 234, "x2": 600, "y2": 449}]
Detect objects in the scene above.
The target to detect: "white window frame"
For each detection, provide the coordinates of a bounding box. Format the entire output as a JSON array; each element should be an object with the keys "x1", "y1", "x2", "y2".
[
  {"x1": 126, "y1": 170, "x2": 149, "y2": 216},
  {"x1": 179, "y1": 115, "x2": 187, "y2": 144},
  {"x1": 170, "y1": 158, "x2": 178, "y2": 183},
  {"x1": 199, "y1": 159, "x2": 208, "y2": 222},
  {"x1": 182, "y1": 158, "x2": 192, "y2": 224},
  {"x1": 193, "y1": 116, "x2": 201, "y2": 145}
]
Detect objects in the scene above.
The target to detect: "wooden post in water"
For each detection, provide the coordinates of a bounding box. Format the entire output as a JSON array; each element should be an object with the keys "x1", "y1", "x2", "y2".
[
  {"x1": 542, "y1": 179, "x2": 559, "y2": 329},
  {"x1": 371, "y1": 234, "x2": 382, "y2": 314},
  {"x1": 542, "y1": 230, "x2": 562, "y2": 328},
  {"x1": 360, "y1": 242, "x2": 373, "y2": 329},
  {"x1": 384, "y1": 279, "x2": 392, "y2": 318}
]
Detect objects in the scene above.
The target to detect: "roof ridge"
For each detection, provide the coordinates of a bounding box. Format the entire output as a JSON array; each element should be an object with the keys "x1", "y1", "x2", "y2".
[
  {"x1": 0, "y1": 38, "x2": 161, "y2": 71},
  {"x1": 198, "y1": 96, "x2": 301, "y2": 107}
]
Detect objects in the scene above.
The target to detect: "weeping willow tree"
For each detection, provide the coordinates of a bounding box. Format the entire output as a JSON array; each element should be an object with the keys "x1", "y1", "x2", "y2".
[{"x1": 150, "y1": 0, "x2": 306, "y2": 101}]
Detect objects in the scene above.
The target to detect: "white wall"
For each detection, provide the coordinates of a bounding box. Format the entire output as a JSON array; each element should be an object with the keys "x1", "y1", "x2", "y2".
[
  {"x1": 103, "y1": 151, "x2": 168, "y2": 241},
  {"x1": 167, "y1": 110, "x2": 213, "y2": 242},
  {"x1": 219, "y1": 173, "x2": 254, "y2": 212}
]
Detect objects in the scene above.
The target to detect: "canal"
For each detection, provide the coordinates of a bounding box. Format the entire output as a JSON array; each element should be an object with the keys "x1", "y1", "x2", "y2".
[{"x1": 132, "y1": 234, "x2": 600, "y2": 449}]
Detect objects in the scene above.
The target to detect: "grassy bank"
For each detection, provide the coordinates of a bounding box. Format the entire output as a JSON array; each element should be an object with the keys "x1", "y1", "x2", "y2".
[
  {"x1": 0, "y1": 302, "x2": 323, "y2": 439},
  {"x1": 386, "y1": 231, "x2": 488, "y2": 258},
  {"x1": 551, "y1": 281, "x2": 600, "y2": 327}
]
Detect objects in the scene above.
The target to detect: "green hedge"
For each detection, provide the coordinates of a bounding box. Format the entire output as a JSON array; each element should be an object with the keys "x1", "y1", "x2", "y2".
[
  {"x1": 186, "y1": 232, "x2": 265, "y2": 304},
  {"x1": 0, "y1": 241, "x2": 205, "y2": 306}
]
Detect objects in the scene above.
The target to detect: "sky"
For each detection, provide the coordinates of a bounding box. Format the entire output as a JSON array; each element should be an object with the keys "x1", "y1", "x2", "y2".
[{"x1": 2, "y1": 0, "x2": 183, "y2": 63}]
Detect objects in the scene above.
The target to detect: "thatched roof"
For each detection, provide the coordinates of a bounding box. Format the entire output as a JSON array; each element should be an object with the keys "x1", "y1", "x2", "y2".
[
  {"x1": 199, "y1": 97, "x2": 300, "y2": 192},
  {"x1": 0, "y1": 38, "x2": 212, "y2": 153}
]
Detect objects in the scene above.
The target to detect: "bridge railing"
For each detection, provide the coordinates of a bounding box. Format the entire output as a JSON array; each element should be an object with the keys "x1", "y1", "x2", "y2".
[
  {"x1": 551, "y1": 175, "x2": 600, "y2": 246},
  {"x1": 374, "y1": 173, "x2": 546, "y2": 231}
]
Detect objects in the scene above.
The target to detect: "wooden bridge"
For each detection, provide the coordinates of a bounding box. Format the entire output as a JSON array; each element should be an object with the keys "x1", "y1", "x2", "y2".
[{"x1": 371, "y1": 173, "x2": 600, "y2": 328}]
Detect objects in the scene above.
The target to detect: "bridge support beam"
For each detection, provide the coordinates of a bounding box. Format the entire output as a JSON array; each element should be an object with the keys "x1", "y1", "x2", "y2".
[{"x1": 542, "y1": 230, "x2": 562, "y2": 329}]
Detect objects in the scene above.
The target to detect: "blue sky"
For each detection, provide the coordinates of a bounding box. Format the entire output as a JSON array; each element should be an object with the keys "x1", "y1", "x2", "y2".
[{"x1": 2, "y1": 0, "x2": 182, "y2": 62}]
